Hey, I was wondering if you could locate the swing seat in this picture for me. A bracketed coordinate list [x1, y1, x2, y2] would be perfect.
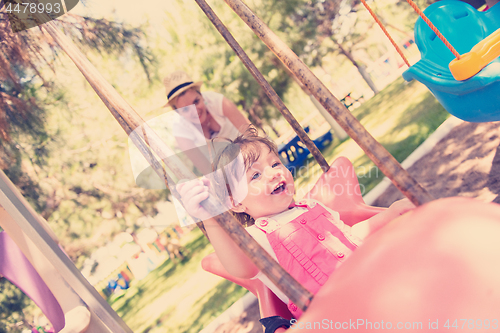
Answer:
[0, 231, 91, 333]
[201, 157, 385, 323]
[0, 231, 65, 332]
[403, 0, 500, 122]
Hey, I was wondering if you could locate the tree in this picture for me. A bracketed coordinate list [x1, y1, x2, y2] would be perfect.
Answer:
[281, 0, 381, 94]
[0, 8, 161, 331]
[156, 0, 328, 136]
[0, 278, 36, 333]
[0, 10, 157, 210]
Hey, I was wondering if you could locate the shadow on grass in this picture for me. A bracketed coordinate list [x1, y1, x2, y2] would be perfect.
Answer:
[291, 78, 429, 190]
[353, 77, 414, 123]
[175, 279, 247, 333]
[321, 77, 448, 196]
[392, 92, 449, 137]
[353, 134, 426, 196]
[353, 116, 448, 196]
[111, 230, 211, 321]
[141, 305, 176, 333]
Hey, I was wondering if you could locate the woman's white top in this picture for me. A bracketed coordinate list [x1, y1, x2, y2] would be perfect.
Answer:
[172, 91, 241, 145]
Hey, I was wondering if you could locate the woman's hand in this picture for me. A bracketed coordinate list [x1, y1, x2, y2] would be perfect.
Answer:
[176, 177, 212, 220]
[222, 97, 251, 133]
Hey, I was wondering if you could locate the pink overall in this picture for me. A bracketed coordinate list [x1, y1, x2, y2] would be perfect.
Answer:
[254, 200, 360, 318]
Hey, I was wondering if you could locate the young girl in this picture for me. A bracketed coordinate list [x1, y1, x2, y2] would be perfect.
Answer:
[177, 127, 415, 320]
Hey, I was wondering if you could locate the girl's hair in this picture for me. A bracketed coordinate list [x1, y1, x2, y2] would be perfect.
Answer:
[211, 126, 279, 226]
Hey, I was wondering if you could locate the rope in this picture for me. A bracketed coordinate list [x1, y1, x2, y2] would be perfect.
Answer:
[405, 0, 461, 59]
[359, 0, 410, 67]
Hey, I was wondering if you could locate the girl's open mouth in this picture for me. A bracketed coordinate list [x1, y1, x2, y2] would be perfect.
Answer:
[272, 182, 286, 194]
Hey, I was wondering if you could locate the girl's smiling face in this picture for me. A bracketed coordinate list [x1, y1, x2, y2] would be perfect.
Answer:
[232, 143, 295, 219]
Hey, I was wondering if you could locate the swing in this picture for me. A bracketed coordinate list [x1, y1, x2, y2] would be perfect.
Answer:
[0, 220, 92, 333]
[2, 1, 435, 331]
[9, 0, 500, 330]
[402, 0, 500, 122]
[201, 156, 386, 321]
[0, 231, 66, 332]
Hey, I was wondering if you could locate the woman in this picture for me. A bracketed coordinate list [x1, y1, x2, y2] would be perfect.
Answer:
[164, 71, 250, 175]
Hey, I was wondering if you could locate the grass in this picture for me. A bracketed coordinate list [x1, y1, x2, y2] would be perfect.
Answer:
[294, 77, 449, 197]
[111, 77, 450, 332]
[109, 228, 248, 333]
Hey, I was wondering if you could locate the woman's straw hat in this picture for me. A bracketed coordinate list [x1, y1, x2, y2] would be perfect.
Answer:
[163, 71, 203, 107]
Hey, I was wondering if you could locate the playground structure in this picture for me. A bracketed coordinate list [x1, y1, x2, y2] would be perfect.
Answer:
[0, 172, 114, 332]
[278, 126, 333, 173]
[2, 0, 500, 331]
[360, 0, 500, 122]
[403, 0, 500, 122]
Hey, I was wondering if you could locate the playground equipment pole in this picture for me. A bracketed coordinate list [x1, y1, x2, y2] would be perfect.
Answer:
[0, 170, 131, 333]
[223, 0, 434, 207]
[38, 19, 314, 312]
[288, 72, 348, 140]
[194, 0, 330, 173]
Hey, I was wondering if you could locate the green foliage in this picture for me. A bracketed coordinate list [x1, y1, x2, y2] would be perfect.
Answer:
[0, 278, 35, 333]
[109, 228, 248, 333]
[0, 11, 162, 252]
[153, 0, 321, 131]
[58, 14, 157, 82]
[0, 11, 162, 331]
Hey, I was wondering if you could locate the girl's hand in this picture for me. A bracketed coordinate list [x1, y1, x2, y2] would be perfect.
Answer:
[352, 198, 417, 239]
[388, 198, 416, 217]
[176, 177, 211, 220]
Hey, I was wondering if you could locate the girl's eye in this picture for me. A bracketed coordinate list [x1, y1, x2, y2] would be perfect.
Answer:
[272, 162, 281, 168]
[251, 172, 261, 180]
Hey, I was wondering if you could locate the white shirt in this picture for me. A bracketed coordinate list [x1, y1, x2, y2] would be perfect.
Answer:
[172, 91, 241, 146]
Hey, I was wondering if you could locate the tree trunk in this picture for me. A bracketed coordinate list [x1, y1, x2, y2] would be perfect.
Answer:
[336, 41, 380, 95]
[267, 121, 280, 137]
[247, 102, 265, 130]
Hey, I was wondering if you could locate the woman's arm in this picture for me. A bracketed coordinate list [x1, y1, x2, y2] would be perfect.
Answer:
[221, 97, 251, 133]
[351, 198, 415, 240]
[175, 136, 213, 176]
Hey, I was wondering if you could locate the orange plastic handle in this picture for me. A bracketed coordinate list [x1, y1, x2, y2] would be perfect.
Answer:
[449, 28, 500, 81]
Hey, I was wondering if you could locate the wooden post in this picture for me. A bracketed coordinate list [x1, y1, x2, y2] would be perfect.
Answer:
[194, 0, 330, 173]
[223, 0, 434, 207]
[289, 72, 348, 140]
[38, 20, 314, 312]
[0, 170, 128, 333]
